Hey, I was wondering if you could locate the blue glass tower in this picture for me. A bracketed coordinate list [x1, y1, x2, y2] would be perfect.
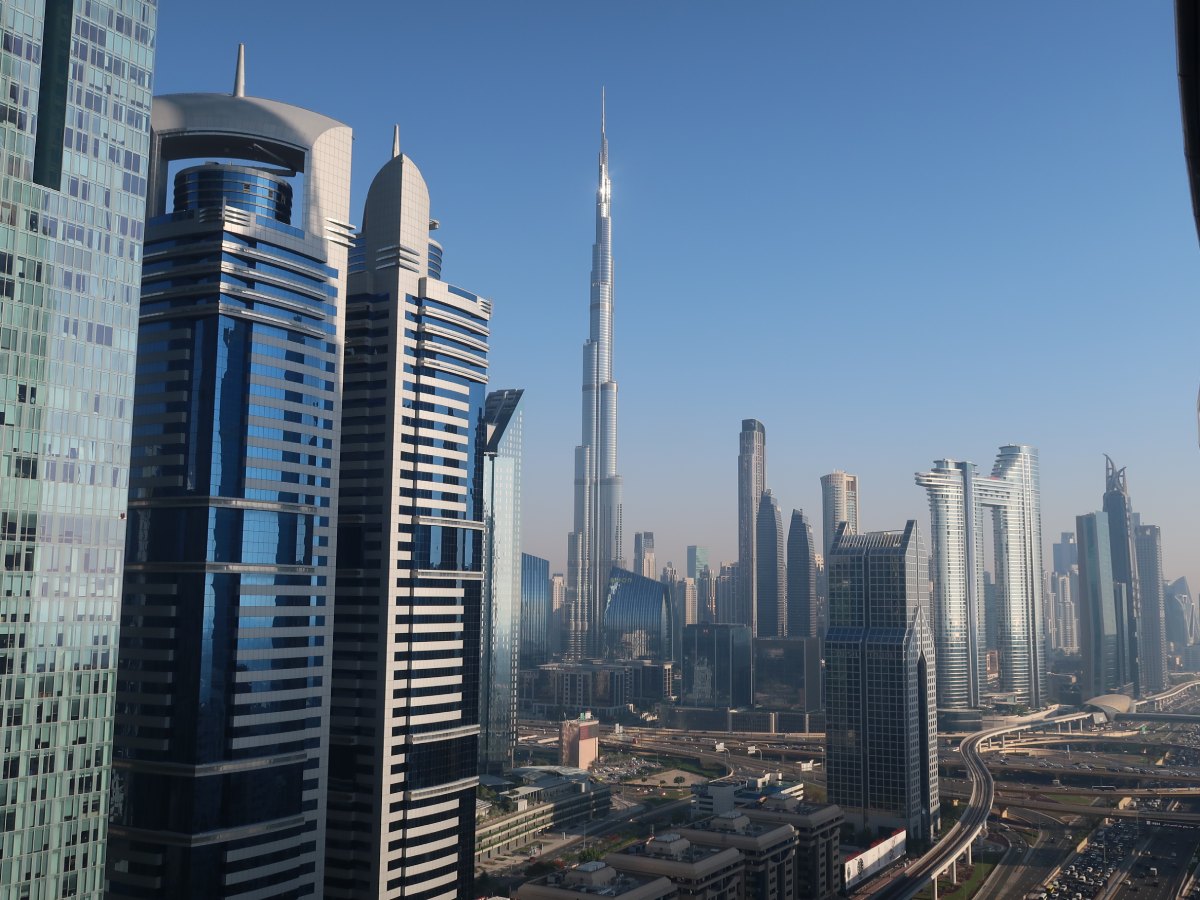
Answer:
[107, 58, 352, 898]
[0, 3, 156, 898]
[520, 554, 552, 668]
[479, 389, 524, 775]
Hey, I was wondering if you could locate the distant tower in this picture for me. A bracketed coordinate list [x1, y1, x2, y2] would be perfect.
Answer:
[755, 490, 787, 638]
[479, 390, 525, 775]
[551, 572, 568, 656]
[521, 554, 553, 668]
[634, 531, 657, 579]
[567, 91, 623, 658]
[1102, 456, 1142, 696]
[787, 509, 819, 639]
[1077, 512, 1120, 699]
[687, 545, 710, 580]
[824, 522, 939, 841]
[821, 471, 860, 559]
[915, 460, 985, 710]
[738, 419, 768, 631]
[1134, 524, 1169, 694]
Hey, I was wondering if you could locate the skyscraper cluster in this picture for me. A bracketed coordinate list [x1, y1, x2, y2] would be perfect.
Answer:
[0, 21, 546, 896]
[731, 419, 851, 643]
[1076, 457, 1169, 700]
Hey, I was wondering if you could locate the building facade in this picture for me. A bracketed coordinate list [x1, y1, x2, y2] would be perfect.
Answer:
[634, 531, 655, 580]
[681, 623, 753, 708]
[566, 97, 623, 659]
[1103, 456, 1142, 696]
[820, 471, 859, 560]
[915, 460, 985, 710]
[754, 637, 822, 714]
[0, 4, 157, 897]
[1134, 524, 1169, 694]
[676, 813, 797, 900]
[786, 509, 818, 639]
[479, 390, 524, 775]
[737, 419, 766, 631]
[824, 523, 939, 841]
[521, 554, 552, 668]
[687, 545, 709, 580]
[1076, 512, 1120, 699]
[109, 66, 350, 898]
[322, 139, 490, 899]
[917, 446, 1046, 710]
[755, 490, 786, 638]
[604, 566, 672, 661]
[744, 799, 844, 900]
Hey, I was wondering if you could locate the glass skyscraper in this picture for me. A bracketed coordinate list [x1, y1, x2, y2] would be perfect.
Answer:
[681, 623, 752, 708]
[324, 135, 489, 900]
[915, 459, 985, 710]
[736, 419, 766, 632]
[0, 3, 156, 897]
[1103, 456, 1142, 696]
[603, 566, 671, 661]
[520, 553, 552, 668]
[824, 522, 939, 841]
[108, 66, 352, 898]
[479, 389, 524, 775]
[755, 489, 785, 638]
[786, 508, 818, 639]
[917, 445, 1046, 710]
[1077, 511, 1120, 699]
[1134, 524, 1169, 694]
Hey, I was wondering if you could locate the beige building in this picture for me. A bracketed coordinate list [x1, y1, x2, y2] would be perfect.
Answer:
[606, 833, 743, 900]
[560, 713, 600, 769]
[516, 861, 677, 899]
[676, 812, 796, 900]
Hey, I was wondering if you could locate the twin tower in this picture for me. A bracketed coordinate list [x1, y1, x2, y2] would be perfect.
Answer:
[916, 445, 1045, 714]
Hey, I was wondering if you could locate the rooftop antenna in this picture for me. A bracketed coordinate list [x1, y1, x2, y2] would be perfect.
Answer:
[392, 124, 400, 159]
[233, 43, 245, 97]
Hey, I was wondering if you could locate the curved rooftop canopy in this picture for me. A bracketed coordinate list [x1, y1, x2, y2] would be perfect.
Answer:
[1083, 694, 1136, 719]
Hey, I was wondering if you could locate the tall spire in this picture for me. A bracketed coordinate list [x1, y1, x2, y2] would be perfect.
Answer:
[233, 43, 245, 97]
[566, 89, 622, 659]
[392, 124, 400, 159]
[599, 87, 608, 173]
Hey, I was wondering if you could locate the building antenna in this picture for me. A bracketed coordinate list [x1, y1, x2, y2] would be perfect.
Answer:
[233, 43, 245, 98]
[392, 124, 400, 159]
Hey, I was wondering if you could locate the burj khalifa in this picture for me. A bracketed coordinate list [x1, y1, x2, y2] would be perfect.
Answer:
[567, 92, 623, 659]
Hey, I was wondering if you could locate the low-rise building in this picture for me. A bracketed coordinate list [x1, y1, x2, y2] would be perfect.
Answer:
[607, 833, 743, 900]
[744, 797, 843, 900]
[675, 812, 797, 900]
[690, 780, 741, 819]
[475, 767, 611, 862]
[561, 713, 600, 769]
[516, 861, 678, 899]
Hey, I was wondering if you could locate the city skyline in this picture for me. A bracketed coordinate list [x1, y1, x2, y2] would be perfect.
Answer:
[151, 4, 1200, 594]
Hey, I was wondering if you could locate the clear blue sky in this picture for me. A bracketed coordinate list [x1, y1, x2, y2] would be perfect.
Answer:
[156, 2, 1200, 588]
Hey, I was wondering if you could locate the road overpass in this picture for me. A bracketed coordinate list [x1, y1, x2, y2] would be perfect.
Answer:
[874, 708, 1094, 900]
